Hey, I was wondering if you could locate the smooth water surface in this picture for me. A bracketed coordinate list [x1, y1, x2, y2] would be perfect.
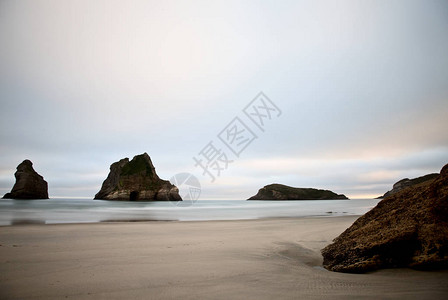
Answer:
[0, 198, 381, 225]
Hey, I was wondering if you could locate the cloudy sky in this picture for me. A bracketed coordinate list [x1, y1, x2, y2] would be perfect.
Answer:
[1, 0, 447, 199]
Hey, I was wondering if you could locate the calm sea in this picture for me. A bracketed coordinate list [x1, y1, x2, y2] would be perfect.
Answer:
[0, 198, 381, 226]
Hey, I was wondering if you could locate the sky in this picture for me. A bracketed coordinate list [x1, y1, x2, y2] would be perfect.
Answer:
[1, 0, 447, 199]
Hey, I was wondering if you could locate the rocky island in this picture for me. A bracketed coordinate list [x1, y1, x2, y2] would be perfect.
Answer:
[247, 184, 348, 200]
[3, 160, 49, 199]
[322, 163, 448, 273]
[377, 173, 439, 198]
[94, 153, 181, 201]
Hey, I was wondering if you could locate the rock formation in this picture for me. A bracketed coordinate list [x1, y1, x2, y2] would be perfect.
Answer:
[322, 163, 448, 273]
[2, 160, 49, 199]
[94, 153, 181, 201]
[247, 184, 348, 200]
[378, 173, 439, 198]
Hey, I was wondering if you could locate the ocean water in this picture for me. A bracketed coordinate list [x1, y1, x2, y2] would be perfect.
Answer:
[0, 198, 381, 226]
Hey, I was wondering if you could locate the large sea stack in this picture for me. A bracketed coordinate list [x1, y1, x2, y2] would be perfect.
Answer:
[94, 153, 181, 201]
[248, 184, 348, 200]
[322, 164, 448, 273]
[3, 160, 49, 199]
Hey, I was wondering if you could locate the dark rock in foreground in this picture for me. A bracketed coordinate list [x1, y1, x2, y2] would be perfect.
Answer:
[322, 163, 448, 273]
[247, 184, 348, 200]
[3, 160, 49, 199]
[377, 173, 439, 199]
[94, 153, 181, 201]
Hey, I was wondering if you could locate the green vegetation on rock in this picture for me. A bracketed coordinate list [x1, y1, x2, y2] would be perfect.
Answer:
[120, 154, 154, 176]
[94, 153, 181, 201]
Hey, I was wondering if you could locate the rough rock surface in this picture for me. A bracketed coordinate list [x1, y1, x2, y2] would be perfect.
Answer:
[378, 173, 439, 198]
[247, 184, 348, 200]
[322, 164, 448, 273]
[94, 153, 181, 201]
[3, 160, 49, 199]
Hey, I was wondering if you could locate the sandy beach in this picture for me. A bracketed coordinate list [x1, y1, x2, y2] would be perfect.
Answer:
[1, 216, 447, 299]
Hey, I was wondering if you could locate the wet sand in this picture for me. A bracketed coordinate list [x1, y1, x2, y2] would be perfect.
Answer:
[1, 216, 447, 299]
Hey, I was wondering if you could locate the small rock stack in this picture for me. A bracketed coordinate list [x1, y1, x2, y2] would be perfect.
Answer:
[3, 160, 49, 199]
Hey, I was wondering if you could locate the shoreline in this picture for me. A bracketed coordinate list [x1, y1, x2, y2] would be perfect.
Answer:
[1, 216, 447, 299]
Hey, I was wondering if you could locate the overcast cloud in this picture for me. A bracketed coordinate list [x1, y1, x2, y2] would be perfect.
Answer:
[1, 0, 447, 199]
